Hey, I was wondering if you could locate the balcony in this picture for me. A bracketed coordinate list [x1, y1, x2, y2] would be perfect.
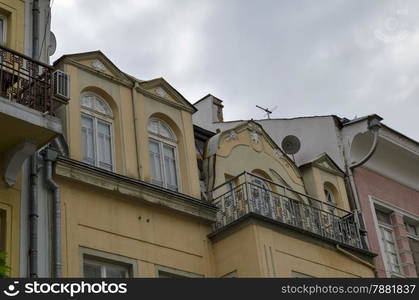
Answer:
[210, 172, 365, 250]
[0, 45, 56, 114]
[0, 45, 64, 186]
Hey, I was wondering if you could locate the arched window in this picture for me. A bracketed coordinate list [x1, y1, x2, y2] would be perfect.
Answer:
[148, 118, 179, 191]
[324, 186, 336, 214]
[80, 92, 114, 171]
[250, 174, 271, 216]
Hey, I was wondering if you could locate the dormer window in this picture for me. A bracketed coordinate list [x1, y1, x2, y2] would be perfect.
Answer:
[148, 118, 179, 191]
[80, 92, 114, 171]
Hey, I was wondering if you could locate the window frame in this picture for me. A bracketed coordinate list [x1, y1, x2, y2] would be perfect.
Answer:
[323, 185, 337, 215]
[405, 221, 419, 241]
[148, 118, 181, 192]
[80, 247, 137, 278]
[376, 216, 404, 277]
[80, 93, 115, 172]
[0, 209, 5, 252]
[0, 14, 7, 45]
[155, 265, 203, 278]
[83, 256, 131, 278]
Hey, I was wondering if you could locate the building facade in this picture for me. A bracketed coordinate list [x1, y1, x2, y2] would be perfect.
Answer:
[193, 94, 419, 277]
[47, 52, 376, 278]
[0, 0, 65, 277]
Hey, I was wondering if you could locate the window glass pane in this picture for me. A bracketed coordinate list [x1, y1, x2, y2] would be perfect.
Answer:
[376, 210, 391, 224]
[83, 263, 102, 278]
[406, 223, 418, 236]
[380, 225, 401, 274]
[0, 19, 4, 44]
[105, 265, 128, 278]
[159, 123, 173, 139]
[163, 145, 178, 191]
[81, 115, 95, 165]
[0, 210, 5, 252]
[148, 120, 159, 134]
[408, 238, 419, 275]
[97, 121, 112, 170]
[384, 229, 394, 242]
[149, 141, 163, 186]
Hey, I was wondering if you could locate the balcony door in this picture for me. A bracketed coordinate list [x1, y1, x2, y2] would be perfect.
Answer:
[250, 177, 271, 216]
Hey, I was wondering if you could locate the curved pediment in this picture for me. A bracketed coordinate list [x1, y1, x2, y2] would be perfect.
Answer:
[205, 121, 305, 191]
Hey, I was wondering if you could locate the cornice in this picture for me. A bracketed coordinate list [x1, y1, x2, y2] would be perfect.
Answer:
[55, 157, 217, 222]
[136, 87, 196, 114]
[60, 58, 134, 88]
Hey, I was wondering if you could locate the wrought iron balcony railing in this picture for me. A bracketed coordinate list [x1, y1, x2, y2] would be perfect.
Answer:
[0, 45, 54, 115]
[210, 172, 365, 250]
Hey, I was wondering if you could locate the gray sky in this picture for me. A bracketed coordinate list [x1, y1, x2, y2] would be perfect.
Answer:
[51, 0, 419, 141]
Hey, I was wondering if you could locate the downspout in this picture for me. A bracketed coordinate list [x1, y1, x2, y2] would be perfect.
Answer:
[131, 82, 142, 179]
[43, 148, 61, 278]
[28, 155, 39, 278]
[32, 0, 40, 59]
[28, 0, 40, 278]
[345, 118, 381, 249]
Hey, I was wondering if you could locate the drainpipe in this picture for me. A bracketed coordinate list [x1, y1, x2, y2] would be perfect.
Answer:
[345, 117, 381, 249]
[28, 155, 39, 278]
[43, 148, 61, 278]
[32, 0, 40, 60]
[131, 82, 142, 179]
[28, 0, 40, 278]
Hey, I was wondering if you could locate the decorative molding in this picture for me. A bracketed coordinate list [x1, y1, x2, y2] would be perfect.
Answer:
[250, 131, 260, 144]
[225, 130, 238, 142]
[136, 87, 196, 114]
[91, 59, 106, 72]
[62, 58, 133, 87]
[55, 158, 217, 222]
[3, 140, 37, 186]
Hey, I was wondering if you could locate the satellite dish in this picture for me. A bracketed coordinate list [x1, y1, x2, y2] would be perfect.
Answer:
[281, 135, 301, 155]
[48, 31, 57, 57]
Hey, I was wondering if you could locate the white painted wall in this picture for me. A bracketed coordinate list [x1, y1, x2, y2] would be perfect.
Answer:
[193, 102, 419, 191]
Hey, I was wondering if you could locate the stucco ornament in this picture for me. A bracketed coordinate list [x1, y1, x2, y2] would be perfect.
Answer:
[91, 59, 106, 72]
[274, 149, 283, 158]
[250, 131, 260, 144]
[155, 87, 167, 98]
[225, 130, 238, 142]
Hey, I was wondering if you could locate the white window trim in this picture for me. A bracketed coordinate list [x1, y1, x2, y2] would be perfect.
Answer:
[0, 15, 7, 45]
[80, 247, 138, 277]
[377, 222, 403, 277]
[369, 196, 419, 277]
[148, 118, 181, 192]
[80, 99, 115, 172]
[155, 265, 203, 278]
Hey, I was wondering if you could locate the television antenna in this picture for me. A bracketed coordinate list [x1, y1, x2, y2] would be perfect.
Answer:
[256, 105, 277, 119]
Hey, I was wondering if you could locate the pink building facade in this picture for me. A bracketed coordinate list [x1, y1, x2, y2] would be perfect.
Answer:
[354, 167, 419, 277]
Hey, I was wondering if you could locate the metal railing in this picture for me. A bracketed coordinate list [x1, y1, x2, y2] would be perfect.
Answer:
[210, 172, 364, 250]
[0, 45, 54, 115]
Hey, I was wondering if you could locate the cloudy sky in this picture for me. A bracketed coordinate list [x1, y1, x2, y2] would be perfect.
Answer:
[51, 0, 419, 140]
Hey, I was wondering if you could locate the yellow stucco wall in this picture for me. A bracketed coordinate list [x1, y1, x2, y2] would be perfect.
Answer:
[58, 178, 214, 277]
[56, 55, 200, 199]
[0, 158, 21, 277]
[0, 0, 26, 277]
[0, 0, 25, 52]
[207, 123, 306, 195]
[301, 164, 351, 212]
[212, 221, 375, 278]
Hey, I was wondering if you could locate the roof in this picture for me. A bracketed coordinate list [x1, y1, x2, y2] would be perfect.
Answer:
[53, 50, 196, 113]
[193, 94, 224, 106]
